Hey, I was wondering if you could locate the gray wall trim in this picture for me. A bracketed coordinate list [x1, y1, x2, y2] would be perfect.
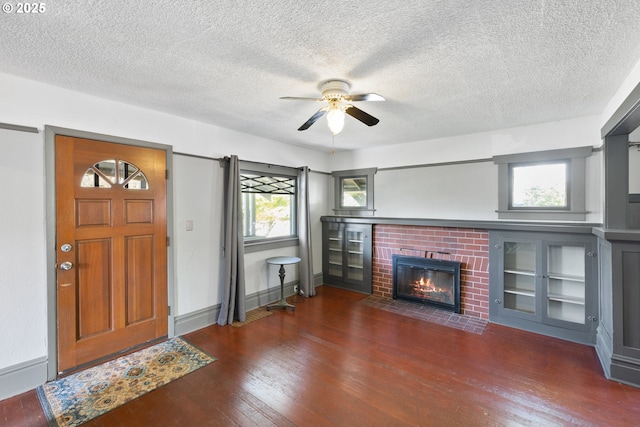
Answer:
[601, 81, 640, 138]
[320, 215, 600, 234]
[596, 326, 613, 379]
[610, 356, 640, 388]
[174, 280, 301, 336]
[44, 125, 175, 381]
[604, 134, 630, 229]
[0, 122, 39, 133]
[0, 356, 47, 400]
[378, 158, 492, 172]
[174, 305, 221, 336]
[492, 146, 593, 164]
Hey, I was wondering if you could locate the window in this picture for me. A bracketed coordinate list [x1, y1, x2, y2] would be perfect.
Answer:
[332, 168, 377, 216]
[81, 159, 149, 189]
[493, 147, 591, 220]
[239, 162, 298, 250]
[509, 161, 568, 209]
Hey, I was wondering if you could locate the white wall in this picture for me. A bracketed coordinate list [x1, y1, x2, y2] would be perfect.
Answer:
[330, 115, 603, 171]
[173, 154, 330, 315]
[332, 116, 603, 222]
[0, 128, 47, 372]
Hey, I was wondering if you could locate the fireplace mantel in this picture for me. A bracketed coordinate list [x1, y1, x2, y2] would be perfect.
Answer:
[320, 215, 599, 235]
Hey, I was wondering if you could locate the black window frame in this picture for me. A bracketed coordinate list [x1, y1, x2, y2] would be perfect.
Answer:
[239, 161, 299, 252]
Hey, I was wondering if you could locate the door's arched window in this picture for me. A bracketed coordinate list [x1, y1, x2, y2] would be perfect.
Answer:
[81, 159, 149, 189]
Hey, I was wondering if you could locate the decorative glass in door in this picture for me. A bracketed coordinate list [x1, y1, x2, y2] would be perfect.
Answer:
[346, 229, 364, 281]
[546, 245, 585, 324]
[503, 241, 536, 314]
[327, 227, 343, 277]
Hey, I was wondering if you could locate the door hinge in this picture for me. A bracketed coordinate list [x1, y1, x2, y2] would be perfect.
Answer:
[165, 169, 169, 180]
[167, 236, 170, 247]
[168, 305, 171, 315]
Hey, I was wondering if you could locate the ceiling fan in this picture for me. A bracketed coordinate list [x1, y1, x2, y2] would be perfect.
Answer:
[280, 80, 385, 135]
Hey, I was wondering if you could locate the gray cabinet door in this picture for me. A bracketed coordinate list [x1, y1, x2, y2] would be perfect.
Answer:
[489, 231, 598, 344]
[322, 222, 372, 294]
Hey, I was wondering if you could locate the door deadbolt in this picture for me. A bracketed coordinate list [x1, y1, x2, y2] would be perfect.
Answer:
[61, 243, 73, 253]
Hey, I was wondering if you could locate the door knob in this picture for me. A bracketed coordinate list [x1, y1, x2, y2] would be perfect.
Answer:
[60, 261, 73, 271]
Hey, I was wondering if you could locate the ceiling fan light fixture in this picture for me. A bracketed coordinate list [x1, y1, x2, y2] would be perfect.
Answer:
[327, 103, 345, 135]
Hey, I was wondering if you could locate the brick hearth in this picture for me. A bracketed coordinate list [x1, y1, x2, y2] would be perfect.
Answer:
[372, 225, 489, 320]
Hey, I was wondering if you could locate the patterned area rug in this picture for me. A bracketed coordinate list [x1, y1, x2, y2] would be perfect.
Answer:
[232, 307, 273, 327]
[36, 337, 216, 427]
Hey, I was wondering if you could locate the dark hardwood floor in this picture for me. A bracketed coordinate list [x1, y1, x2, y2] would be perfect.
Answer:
[3, 285, 640, 426]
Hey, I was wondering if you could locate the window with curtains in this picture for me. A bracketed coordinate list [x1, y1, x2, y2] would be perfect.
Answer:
[239, 162, 298, 247]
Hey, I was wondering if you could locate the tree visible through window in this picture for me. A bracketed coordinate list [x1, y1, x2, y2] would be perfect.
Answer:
[510, 161, 568, 209]
[240, 172, 296, 241]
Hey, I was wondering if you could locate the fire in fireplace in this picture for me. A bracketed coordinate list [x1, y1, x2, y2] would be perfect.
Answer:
[392, 254, 461, 313]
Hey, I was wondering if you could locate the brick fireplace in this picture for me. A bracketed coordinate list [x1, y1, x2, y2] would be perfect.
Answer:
[372, 225, 489, 320]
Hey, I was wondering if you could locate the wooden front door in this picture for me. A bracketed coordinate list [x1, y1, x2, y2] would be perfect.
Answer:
[55, 135, 168, 373]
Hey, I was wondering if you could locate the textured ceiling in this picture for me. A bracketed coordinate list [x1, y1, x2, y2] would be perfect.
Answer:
[2, 1, 640, 151]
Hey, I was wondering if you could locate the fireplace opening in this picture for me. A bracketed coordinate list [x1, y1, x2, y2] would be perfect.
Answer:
[392, 254, 461, 313]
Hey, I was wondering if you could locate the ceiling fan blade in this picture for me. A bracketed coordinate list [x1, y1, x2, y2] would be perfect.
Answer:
[345, 105, 380, 126]
[280, 96, 324, 102]
[343, 93, 385, 102]
[298, 107, 328, 131]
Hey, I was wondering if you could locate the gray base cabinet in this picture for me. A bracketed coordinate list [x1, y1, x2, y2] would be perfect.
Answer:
[322, 222, 372, 294]
[489, 231, 598, 345]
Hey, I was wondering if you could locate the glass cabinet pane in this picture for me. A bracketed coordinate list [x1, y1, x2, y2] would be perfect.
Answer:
[503, 241, 536, 314]
[328, 228, 343, 276]
[546, 245, 585, 324]
[346, 230, 364, 281]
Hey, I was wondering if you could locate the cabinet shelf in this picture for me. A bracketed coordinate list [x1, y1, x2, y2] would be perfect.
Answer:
[504, 288, 535, 297]
[547, 273, 584, 282]
[504, 269, 536, 277]
[547, 293, 585, 305]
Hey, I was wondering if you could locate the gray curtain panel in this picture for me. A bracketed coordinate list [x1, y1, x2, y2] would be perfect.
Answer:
[218, 155, 246, 325]
[298, 166, 316, 297]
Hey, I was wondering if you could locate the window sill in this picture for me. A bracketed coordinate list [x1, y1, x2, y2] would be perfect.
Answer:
[496, 210, 587, 221]
[244, 237, 299, 253]
[333, 208, 376, 217]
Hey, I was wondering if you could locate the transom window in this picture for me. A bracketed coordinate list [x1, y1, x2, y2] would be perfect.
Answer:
[509, 161, 568, 209]
[240, 169, 296, 242]
[81, 159, 149, 189]
[332, 168, 377, 216]
[341, 177, 367, 207]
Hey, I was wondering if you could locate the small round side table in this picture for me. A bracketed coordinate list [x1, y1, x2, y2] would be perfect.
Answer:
[265, 256, 301, 311]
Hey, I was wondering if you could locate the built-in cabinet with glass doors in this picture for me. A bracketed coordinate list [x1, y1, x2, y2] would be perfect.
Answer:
[322, 222, 372, 294]
[489, 231, 598, 344]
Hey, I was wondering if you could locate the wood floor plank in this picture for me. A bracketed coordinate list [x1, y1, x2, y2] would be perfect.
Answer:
[2, 285, 640, 426]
